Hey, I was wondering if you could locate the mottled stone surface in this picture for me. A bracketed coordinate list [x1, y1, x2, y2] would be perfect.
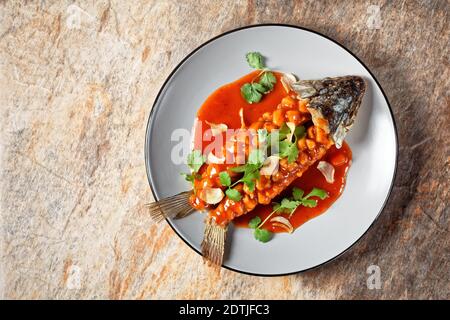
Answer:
[0, 0, 448, 299]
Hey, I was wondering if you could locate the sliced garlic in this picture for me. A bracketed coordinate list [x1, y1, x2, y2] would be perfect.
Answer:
[270, 216, 294, 233]
[280, 73, 297, 93]
[207, 151, 225, 164]
[260, 155, 280, 176]
[205, 120, 228, 136]
[200, 187, 224, 204]
[286, 122, 296, 142]
[317, 161, 335, 183]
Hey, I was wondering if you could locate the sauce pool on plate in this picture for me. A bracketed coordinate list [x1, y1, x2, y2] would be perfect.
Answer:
[234, 143, 351, 232]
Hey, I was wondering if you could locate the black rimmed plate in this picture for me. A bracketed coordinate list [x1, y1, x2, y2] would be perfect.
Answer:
[145, 24, 397, 276]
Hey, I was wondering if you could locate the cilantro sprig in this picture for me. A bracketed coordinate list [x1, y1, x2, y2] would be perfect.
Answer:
[225, 188, 242, 202]
[293, 187, 329, 207]
[248, 187, 328, 243]
[259, 71, 276, 90]
[230, 149, 265, 191]
[241, 83, 263, 104]
[219, 149, 266, 201]
[187, 150, 205, 172]
[181, 150, 205, 186]
[219, 171, 231, 186]
[248, 216, 272, 243]
[218, 171, 242, 202]
[268, 123, 305, 163]
[181, 172, 201, 185]
[246, 52, 265, 69]
[272, 187, 328, 215]
[241, 52, 277, 104]
[279, 140, 298, 163]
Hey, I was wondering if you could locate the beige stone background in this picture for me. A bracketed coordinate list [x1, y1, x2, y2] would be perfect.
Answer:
[0, 0, 449, 299]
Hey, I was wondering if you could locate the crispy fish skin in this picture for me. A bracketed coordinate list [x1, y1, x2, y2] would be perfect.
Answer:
[209, 144, 329, 226]
[291, 76, 366, 148]
[208, 127, 329, 226]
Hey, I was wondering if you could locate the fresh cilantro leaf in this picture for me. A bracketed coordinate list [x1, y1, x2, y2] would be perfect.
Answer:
[294, 126, 306, 140]
[241, 164, 261, 191]
[230, 165, 247, 173]
[259, 71, 276, 92]
[272, 202, 281, 211]
[243, 163, 260, 174]
[279, 140, 290, 155]
[245, 52, 265, 69]
[278, 123, 291, 140]
[242, 53, 277, 104]
[254, 228, 272, 243]
[256, 187, 326, 236]
[245, 180, 255, 192]
[276, 124, 305, 144]
[225, 188, 242, 201]
[300, 199, 317, 208]
[181, 173, 201, 186]
[272, 198, 302, 216]
[252, 82, 267, 93]
[241, 171, 258, 192]
[264, 188, 327, 226]
[227, 149, 266, 194]
[187, 150, 205, 173]
[305, 188, 328, 200]
[292, 187, 304, 201]
[219, 171, 231, 187]
[230, 163, 262, 192]
[279, 140, 299, 163]
[248, 149, 265, 165]
[181, 173, 195, 184]
[280, 198, 299, 213]
[248, 216, 262, 229]
[241, 83, 262, 104]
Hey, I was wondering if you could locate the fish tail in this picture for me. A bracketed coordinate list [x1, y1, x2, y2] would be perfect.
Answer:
[201, 219, 227, 268]
[146, 191, 195, 222]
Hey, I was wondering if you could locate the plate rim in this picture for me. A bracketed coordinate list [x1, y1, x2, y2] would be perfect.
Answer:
[144, 23, 399, 277]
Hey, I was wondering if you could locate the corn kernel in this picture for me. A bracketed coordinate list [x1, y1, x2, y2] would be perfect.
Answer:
[298, 99, 309, 113]
[272, 109, 285, 127]
[281, 96, 295, 107]
[306, 139, 316, 150]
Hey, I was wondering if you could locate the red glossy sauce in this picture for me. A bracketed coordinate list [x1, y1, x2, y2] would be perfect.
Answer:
[193, 71, 287, 152]
[198, 71, 287, 128]
[233, 143, 351, 232]
[194, 71, 352, 233]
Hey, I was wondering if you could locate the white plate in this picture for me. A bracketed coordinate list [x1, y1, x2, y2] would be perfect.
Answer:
[145, 24, 398, 276]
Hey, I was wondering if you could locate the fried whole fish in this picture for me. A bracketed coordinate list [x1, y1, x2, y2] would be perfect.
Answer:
[201, 76, 366, 266]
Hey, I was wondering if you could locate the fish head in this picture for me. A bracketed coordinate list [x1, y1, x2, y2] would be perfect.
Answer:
[290, 76, 366, 148]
